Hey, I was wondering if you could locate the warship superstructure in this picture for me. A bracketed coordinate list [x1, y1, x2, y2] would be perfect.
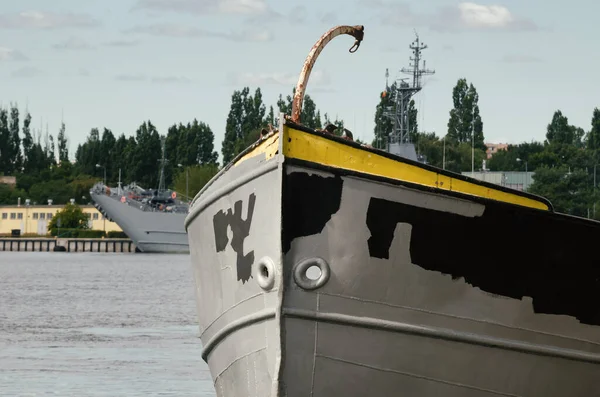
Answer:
[185, 25, 600, 396]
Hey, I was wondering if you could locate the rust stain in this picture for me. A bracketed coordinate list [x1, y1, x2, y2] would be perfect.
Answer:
[291, 25, 365, 124]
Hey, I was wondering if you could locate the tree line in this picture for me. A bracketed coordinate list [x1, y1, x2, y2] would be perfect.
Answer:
[0, 87, 345, 205]
[1, 79, 599, 218]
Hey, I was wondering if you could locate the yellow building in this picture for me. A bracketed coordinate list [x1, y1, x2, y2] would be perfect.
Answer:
[0, 204, 122, 236]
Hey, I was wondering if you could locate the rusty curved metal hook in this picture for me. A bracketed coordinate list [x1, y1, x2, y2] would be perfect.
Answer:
[291, 25, 364, 124]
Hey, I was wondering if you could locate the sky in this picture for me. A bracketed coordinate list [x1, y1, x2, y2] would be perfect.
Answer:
[1, 0, 599, 164]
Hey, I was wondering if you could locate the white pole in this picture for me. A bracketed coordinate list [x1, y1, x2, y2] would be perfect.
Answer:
[443, 136, 446, 170]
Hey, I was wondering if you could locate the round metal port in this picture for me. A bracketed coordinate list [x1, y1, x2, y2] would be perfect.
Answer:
[293, 257, 330, 290]
[256, 256, 275, 291]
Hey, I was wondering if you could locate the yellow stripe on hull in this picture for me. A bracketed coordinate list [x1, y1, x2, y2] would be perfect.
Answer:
[233, 132, 279, 166]
[231, 123, 550, 211]
[281, 125, 550, 211]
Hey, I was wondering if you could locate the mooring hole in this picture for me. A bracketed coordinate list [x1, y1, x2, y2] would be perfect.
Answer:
[305, 265, 321, 281]
[260, 264, 269, 279]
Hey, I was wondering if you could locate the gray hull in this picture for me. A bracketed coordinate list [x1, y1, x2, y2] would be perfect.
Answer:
[91, 192, 188, 254]
[185, 126, 600, 396]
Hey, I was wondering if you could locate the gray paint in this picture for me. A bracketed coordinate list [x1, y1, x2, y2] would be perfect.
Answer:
[186, 138, 600, 396]
[90, 191, 188, 253]
[186, 150, 285, 396]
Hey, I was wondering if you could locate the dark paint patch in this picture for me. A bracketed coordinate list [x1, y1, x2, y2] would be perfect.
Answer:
[213, 193, 256, 283]
[366, 197, 600, 326]
[282, 171, 343, 253]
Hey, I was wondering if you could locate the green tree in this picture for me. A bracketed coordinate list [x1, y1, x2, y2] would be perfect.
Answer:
[57, 121, 69, 163]
[100, 128, 116, 181]
[174, 164, 219, 201]
[487, 142, 544, 172]
[372, 83, 395, 148]
[75, 128, 102, 175]
[21, 111, 34, 172]
[110, 133, 134, 185]
[529, 166, 596, 218]
[0, 108, 10, 174]
[48, 202, 90, 230]
[8, 105, 23, 173]
[46, 132, 56, 167]
[0, 184, 27, 205]
[196, 121, 218, 165]
[545, 110, 580, 146]
[587, 107, 600, 151]
[447, 78, 485, 151]
[276, 88, 325, 129]
[222, 87, 267, 163]
[413, 132, 443, 167]
[130, 121, 162, 188]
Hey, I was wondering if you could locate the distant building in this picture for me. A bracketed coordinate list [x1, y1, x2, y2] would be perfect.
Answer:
[485, 143, 508, 159]
[0, 176, 16, 186]
[0, 204, 122, 236]
[462, 171, 534, 192]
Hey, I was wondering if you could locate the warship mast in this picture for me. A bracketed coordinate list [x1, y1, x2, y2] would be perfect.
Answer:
[157, 136, 167, 193]
[383, 31, 435, 161]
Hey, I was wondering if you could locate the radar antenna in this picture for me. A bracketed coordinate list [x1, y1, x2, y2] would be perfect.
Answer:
[384, 31, 435, 148]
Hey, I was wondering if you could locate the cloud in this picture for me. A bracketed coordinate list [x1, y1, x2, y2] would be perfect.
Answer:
[228, 70, 331, 87]
[53, 37, 94, 51]
[363, 1, 539, 32]
[125, 23, 271, 42]
[151, 76, 191, 84]
[0, 47, 28, 61]
[104, 39, 140, 47]
[11, 66, 41, 78]
[78, 68, 90, 77]
[451, 2, 538, 31]
[132, 0, 268, 15]
[319, 11, 337, 25]
[501, 54, 543, 63]
[288, 5, 307, 24]
[0, 10, 100, 30]
[116, 73, 146, 82]
[115, 74, 192, 84]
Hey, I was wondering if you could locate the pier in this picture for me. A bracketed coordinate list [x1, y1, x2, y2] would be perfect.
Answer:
[0, 238, 136, 253]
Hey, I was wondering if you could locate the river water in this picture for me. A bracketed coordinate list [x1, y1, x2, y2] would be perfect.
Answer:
[0, 252, 215, 397]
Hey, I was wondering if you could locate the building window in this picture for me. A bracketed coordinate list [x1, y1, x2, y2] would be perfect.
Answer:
[33, 213, 38, 219]
[40, 213, 45, 220]
[17, 213, 23, 220]
[93, 213, 99, 220]
[1, 213, 6, 219]
[10, 213, 16, 219]
[47, 213, 52, 219]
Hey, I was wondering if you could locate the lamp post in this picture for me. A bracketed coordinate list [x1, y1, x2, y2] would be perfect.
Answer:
[517, 158, 528, 191]
[95, 164, 106, 186]
[177, 164, 189, 202]
[443, 135, 446, 170]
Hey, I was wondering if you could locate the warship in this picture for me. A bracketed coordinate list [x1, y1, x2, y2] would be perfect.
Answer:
[184, 25, 600, 396]
[90, 139, 190, 254]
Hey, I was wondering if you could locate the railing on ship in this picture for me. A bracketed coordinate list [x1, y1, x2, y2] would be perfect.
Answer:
[91, 183, 189, 214]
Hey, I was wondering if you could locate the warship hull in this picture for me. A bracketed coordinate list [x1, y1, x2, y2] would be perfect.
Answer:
[90, 191, 188, 254]
[185, 120, 600, 396]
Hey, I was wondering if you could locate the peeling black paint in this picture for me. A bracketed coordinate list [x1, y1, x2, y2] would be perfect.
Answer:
[213, 193, 256, 283]
[366, 197, 600, 326]
[282, 171, 343, 253]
